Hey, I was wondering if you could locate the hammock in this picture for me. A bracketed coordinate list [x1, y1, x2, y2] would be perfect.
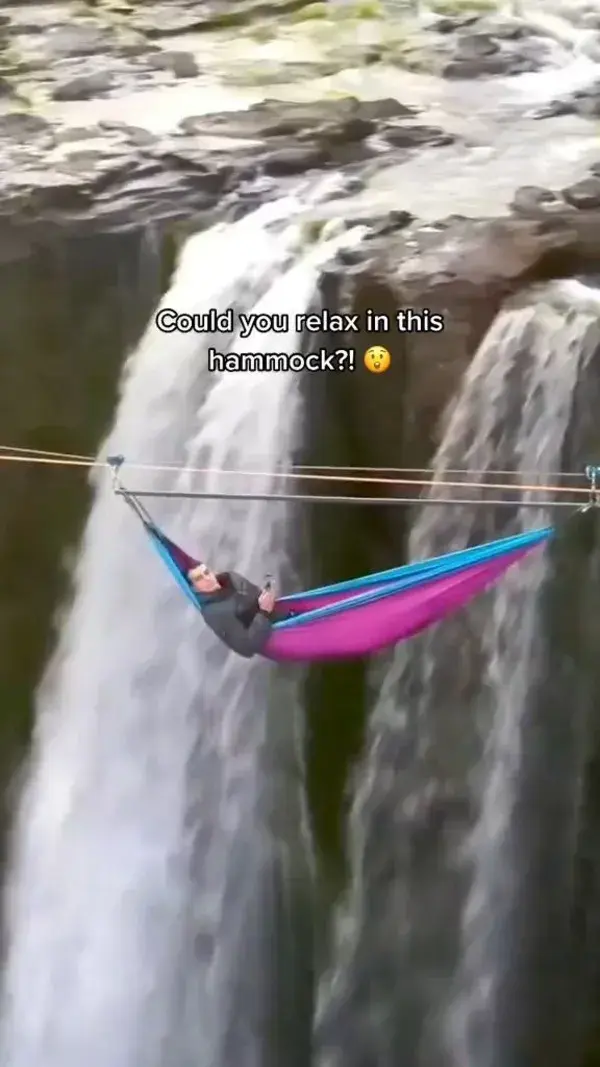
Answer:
[115, 478, 553, 662]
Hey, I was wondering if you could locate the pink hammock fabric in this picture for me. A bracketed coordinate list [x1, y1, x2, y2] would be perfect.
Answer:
[136, 500, 552, 663]
[263, 546, 536, 662]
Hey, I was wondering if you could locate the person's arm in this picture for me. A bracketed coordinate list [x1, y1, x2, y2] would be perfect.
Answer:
[226, 572, 263, 623]
[202, 597, 273, 658]
[234, 610, 273, 656]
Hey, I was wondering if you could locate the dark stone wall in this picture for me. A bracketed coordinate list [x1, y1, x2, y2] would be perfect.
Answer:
[299, 266, 505, 900]
[0, 228, 162, 800]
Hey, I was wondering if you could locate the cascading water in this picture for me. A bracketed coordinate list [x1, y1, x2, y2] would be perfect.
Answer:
[315, 280, 600, 1067]
[437, 279, 597, 1062]
[422, 280, 600, 1067]
[0, 189, 362, 1067]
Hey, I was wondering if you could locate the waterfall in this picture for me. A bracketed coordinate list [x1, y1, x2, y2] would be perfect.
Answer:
[442, 282, 600, 1066]
[315, 279, 600, 1067]
[0, 191, 361, 1067]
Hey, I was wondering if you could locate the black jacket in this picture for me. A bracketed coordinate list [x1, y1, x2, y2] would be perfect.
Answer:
[200, 571, 273, 658]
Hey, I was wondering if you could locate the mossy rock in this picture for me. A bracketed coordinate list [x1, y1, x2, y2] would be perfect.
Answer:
[299, 218, 328, 243]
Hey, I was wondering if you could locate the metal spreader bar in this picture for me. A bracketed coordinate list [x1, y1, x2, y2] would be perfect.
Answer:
[106, 454, 599, 509]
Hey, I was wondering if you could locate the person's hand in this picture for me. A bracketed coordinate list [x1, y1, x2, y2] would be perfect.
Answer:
[258, 588, 275, 613]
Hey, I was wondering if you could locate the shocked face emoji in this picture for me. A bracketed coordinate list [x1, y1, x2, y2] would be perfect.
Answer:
[363, 345, 391, 374]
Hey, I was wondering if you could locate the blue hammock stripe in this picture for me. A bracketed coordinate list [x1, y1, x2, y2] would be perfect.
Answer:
[274, 526, 554, 629]
[280, 526, 553, 603]
[145, 525, 205, 612]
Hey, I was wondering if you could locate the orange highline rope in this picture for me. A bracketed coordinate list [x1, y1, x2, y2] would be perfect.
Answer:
[0, 444, 587, 478]
[0, 446, 590, 497]
[0, 444, 587, 479]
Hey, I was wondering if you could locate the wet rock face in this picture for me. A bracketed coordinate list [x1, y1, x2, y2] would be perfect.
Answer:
[0, 94, 456, 255]
[315, 191, 600, 533]
[420, 9, 555, 78]
[0, 0, 577, 251]
[562, 177, 600, 211]
[511, 185, 569, 216]
[0, 227, 160, 792]
[121, 0, 318, 37]
[533, 79, 600, 121]
[441, 33, 541, 79]
[311, 251, 600, 1067]
[0, 0, 325, 121]
[52, 70, 115, 100]
[301, 192, 600, 910]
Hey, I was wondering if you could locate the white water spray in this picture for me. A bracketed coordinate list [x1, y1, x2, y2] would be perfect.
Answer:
[443, 280, 600, 1067]
[0, 191, 363, 1067]
[315, 279, 600, 1067]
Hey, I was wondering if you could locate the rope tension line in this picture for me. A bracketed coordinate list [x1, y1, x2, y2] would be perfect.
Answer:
[0, 444, 588, 481]
[114, 489, 580, 508]
[106, 456, 600, 510]
[0, 445, 594, 499]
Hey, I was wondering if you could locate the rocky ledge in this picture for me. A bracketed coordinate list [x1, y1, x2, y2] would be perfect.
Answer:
[308, 170, 600, 494]
[0, 0, 575, 102]
[398, 7, 557, 79]
[0, 95, 455, 259]
[1, 0, 599, 258]
[533, 78, 600, 121]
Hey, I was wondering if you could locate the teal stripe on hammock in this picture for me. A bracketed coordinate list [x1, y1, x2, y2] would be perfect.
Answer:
[274, 527, 554, 628]
[279, 526, 554, 604]
[146, 526, 204, 612]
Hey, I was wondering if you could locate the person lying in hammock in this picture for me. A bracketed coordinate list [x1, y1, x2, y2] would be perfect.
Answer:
[188, 563, 295, 658]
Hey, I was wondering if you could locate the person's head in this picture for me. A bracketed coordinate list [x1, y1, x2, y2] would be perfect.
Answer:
[188, 563, 221, 594]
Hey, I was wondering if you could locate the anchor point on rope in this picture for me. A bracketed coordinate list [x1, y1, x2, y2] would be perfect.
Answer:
[106, 453, 125, 490]
[584, 464, 600, 509]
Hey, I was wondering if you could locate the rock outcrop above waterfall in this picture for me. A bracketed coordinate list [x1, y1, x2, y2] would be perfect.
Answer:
[315, 181, 600, 487]
[0, 0, 597, 255]
[0, 92, 454, 259]
[398, 8, 555, 79]
[0, 0, 567, 104]
[532, 78, 600, 121]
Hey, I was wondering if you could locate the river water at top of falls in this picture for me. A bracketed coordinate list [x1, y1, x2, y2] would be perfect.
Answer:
[41, 0, 600, 221]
